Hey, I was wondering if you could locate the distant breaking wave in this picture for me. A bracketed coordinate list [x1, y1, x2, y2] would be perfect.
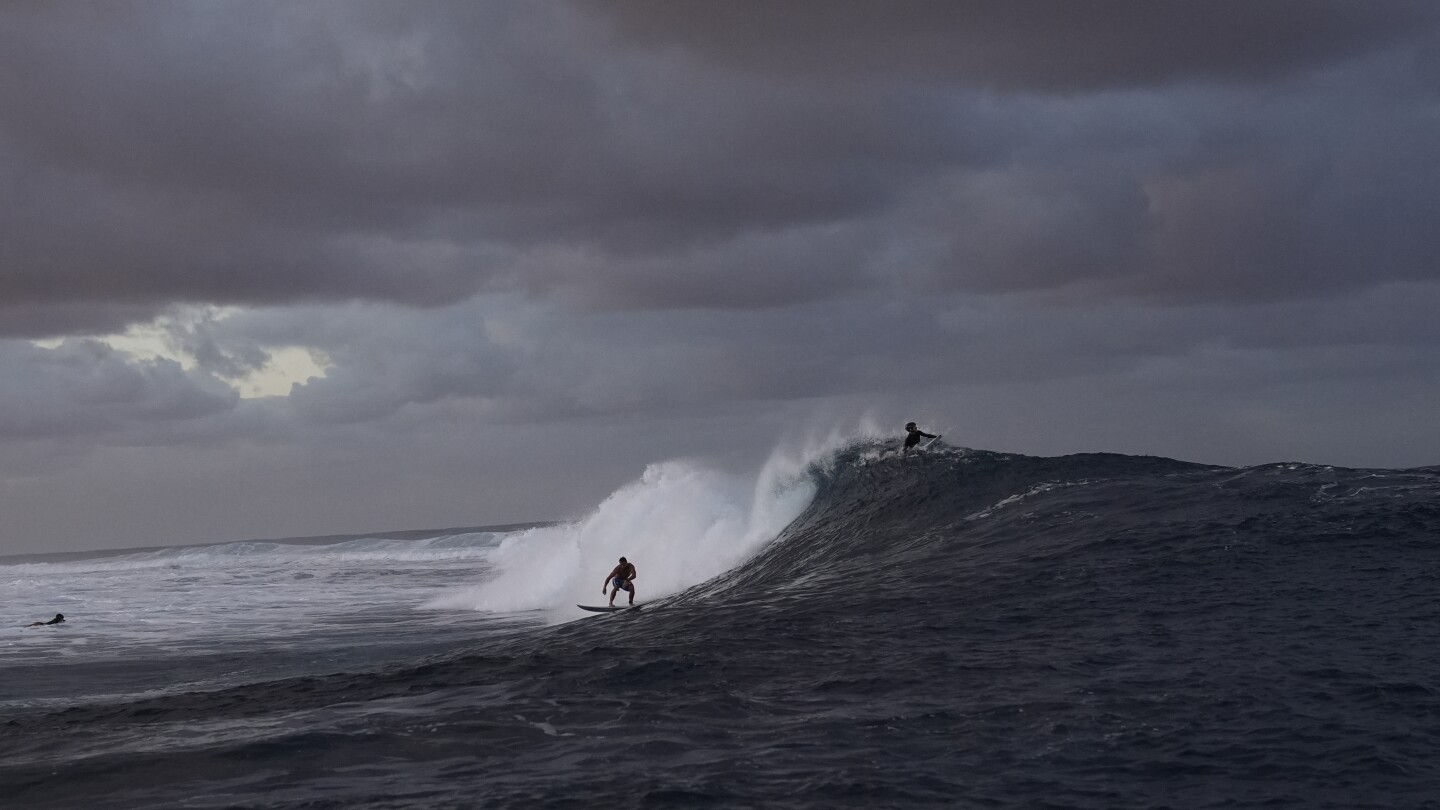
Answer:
[0, 532, 508, 575]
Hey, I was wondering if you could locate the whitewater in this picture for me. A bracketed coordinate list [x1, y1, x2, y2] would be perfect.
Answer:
[3, 438, 821, 713]
[4, 437, 1440, 809]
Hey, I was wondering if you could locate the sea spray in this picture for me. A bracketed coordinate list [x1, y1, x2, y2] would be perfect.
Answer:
[425, 424, 883, 617]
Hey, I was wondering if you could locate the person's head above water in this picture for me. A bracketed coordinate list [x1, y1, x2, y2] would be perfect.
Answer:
[905, 422, 917, 430]
[618, 556, 627, 564]
[53, 614, 64, 621]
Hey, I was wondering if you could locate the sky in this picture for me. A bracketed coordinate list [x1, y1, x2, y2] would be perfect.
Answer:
[2, 1, 1439, 554]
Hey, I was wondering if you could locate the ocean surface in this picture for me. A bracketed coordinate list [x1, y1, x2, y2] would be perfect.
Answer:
[4, 440, 1440, 809]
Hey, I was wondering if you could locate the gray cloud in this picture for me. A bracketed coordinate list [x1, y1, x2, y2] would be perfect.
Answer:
[0, 339, 236, 440]
[3, 2, 1440, 553]
[0, 303, 165, 339]
[3, 0, 1437, 341]
[2, 1, 970, 330]
[160, 277, 1440, 432]
[588, 1, 1437, 91]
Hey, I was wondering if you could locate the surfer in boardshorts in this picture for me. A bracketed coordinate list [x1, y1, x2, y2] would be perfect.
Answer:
[904, 422, 937, 451]
[604, 557, 637, 606]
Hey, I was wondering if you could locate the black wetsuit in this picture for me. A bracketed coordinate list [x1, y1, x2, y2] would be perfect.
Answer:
[904, 427, 936, 449]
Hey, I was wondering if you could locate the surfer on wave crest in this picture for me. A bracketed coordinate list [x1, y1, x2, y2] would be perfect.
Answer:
[904, 421, 937, 451]
[604, 557, 637, 607]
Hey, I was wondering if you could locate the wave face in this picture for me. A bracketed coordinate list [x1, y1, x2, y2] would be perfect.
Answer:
[425, 453, 818, 616]
[5, 445, 1440, 809]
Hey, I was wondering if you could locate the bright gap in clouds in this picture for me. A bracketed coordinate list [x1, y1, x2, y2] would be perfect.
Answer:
[229, 346, 331, 397]
[30, 307, 330, 399]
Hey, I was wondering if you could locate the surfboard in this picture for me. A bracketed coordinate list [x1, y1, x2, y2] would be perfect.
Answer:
[923, 434, 943, 449]
[577, 604, 642, 613]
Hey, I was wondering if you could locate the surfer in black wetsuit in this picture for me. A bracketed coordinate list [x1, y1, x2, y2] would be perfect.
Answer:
[603, 557, 637, 606]
[27, 613, 65, 627]
[904, 422, 936, 451]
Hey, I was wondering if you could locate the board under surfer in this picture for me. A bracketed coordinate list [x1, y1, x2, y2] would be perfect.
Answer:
[904, 421, 937, 451]
[603, 557, 637, 607]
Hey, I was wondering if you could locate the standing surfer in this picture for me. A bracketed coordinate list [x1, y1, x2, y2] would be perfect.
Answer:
[904, 422, 937, 451]
[603, 557, 637, 607]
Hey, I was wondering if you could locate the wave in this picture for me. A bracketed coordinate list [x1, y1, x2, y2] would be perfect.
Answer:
[422, 429, 846, 615]
[7, 440, 1440, 810]
[426, 434, 1440, 621]
[670, 444, 1440, 610]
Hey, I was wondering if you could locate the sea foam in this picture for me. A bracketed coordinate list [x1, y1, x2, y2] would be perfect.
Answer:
[424, 422, 882, 618]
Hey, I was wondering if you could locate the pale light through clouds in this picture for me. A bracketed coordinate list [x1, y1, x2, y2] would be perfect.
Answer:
[34, 307, 332, 399]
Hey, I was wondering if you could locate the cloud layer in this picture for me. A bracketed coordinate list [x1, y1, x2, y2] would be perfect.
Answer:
[2, 1, 1439, 553]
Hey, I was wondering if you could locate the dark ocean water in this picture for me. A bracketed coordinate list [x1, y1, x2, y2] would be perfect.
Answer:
[4, 444, 1440, 809]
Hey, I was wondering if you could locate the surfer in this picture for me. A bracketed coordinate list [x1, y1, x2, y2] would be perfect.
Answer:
[904, 422, 937, 451]
[27, 613, 65, 627]
[603, 557, 637, 607]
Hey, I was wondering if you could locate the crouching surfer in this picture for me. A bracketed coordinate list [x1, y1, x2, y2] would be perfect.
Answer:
[27, 613, 65, 627]
[603, 557, 637, 607]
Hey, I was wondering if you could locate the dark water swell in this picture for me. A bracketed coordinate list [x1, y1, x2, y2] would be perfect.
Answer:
[5, 445, 1440, 808]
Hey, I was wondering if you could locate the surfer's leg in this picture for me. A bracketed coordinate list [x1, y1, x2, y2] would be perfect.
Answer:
[627, 582, 635, 605]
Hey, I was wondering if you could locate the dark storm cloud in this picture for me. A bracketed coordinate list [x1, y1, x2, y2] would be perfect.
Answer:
[3, 0, 1438, 341]
[589, 0, 1437, 91]
[0, 1, 970, 335]
[883, 61, 1440, 304]
[0, 3, 515, 318]
[0, 302, 164, 338]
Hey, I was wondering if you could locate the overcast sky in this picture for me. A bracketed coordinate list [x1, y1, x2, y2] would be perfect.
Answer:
[2, 1, 1439, 554]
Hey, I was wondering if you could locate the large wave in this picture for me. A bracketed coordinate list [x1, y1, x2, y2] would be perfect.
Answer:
[10, 442, 1440, 810]
[423, 426, 876, 616]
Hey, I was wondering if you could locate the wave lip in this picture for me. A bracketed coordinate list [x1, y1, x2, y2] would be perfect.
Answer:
[425, 462, 819, 616]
